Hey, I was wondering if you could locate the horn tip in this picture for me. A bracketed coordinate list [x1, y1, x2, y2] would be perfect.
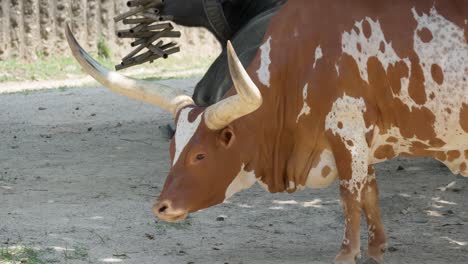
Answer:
[65, 23, 73, 38]
[65, 23, 75, 45]
[227, 40, 234, 54]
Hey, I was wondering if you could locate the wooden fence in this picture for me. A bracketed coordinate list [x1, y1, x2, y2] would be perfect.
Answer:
[0, 0, 218, 61]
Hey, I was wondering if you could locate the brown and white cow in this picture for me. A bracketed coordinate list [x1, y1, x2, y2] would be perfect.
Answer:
[66, 0, 467, 263]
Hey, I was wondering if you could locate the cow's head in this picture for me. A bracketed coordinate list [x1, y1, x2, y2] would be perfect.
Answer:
[66, 26, 262, 222]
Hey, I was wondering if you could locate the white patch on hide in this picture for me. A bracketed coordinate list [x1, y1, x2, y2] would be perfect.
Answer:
[325, 95, 372, 200]
[305, 149, 338, 189]
[257, 178, 270, 192]
[410, 7, 468, 146]
[341, 17, 414, 109]
[341, 17, 402, 84]
[287, 181, 296, 191]
[257, 36, 272, 87]
[225, 166, 292, 197]
[342, 8, 467, 150]
[225, 165, 256, 200]
[173, 108, 202, 165]
[368, 224, 376, 242]
[296, 83, 311, 123]
[313, 45, 323, 68]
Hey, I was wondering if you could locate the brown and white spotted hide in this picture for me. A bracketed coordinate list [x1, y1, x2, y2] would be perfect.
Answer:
[155, 0, 467, 263]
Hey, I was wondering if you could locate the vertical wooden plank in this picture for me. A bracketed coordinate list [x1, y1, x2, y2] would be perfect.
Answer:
[0, 1, 9, 59]
[55, 0, 70, 53]
[10, 0, 24, 59]
[23, 0, 40, 60]
[114, 0, 130, 56]
[2, 0, 219, 62]
[38, 0, 54, 56]
[86, 0, 99, 53]
[0, 3, 4, 58]
[70, 0, 86, 49]
[99, 0, 115, 57]
[80, 0, 90, 50]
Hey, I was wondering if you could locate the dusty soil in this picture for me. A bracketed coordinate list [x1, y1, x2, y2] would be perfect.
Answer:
[0, 68, 206, 94]
[0, 79, 467, 264]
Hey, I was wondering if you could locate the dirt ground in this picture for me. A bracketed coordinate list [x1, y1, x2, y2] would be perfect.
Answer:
[1, 78, 467, 264]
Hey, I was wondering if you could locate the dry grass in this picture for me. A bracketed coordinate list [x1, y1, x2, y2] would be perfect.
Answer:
[0, 52, 215, 83]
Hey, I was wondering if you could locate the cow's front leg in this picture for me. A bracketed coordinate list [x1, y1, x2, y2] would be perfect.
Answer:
[335, 184, 363, 264]
[327, 133, 370, 264]
[362, 166, 387, 263]
[333, 162, 387, 264]
[325, 96, 379, 263]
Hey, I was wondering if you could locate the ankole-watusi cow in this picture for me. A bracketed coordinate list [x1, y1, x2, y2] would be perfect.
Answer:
[66, 0, 467, 263]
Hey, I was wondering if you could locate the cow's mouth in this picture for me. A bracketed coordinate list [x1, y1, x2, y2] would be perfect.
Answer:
[153, 200, 189, 222]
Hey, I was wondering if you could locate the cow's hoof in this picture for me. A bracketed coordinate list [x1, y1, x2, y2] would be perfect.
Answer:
[367, 242, 386, 263]
[335, 249, 360, 264]
[361, 258, 380, 264]
[365, 253, 383, 264]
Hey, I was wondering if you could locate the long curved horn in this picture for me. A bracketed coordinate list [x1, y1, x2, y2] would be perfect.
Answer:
[65, 24, 193, 116]
[204, 41, 263, 130]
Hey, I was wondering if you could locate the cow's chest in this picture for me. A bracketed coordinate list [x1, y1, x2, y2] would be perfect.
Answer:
[255, 149, 339, 192]
[303, 149, 339, 189]
[225, 149, 339, 199]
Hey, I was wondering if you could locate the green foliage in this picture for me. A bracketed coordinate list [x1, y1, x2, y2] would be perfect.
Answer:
[97, 37, 111, 59]
[0, 246, 45, 264]
[0, 55, 113, 82]
[0, 52, 215, 83]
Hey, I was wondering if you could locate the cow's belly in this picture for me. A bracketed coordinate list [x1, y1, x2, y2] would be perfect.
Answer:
[304, 150, 338, 189]
[441, 150, 468, 177]
[370, 127, 468, 176]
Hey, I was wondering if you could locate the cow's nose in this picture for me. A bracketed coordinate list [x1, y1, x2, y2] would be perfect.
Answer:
[153, 200, 188, 222]
[156, 201, 169, 214]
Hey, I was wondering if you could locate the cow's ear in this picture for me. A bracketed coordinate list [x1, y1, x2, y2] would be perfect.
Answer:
[218, 126, 236, 149]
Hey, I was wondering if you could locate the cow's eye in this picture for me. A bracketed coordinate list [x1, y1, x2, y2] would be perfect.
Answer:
[196, 154, 205, 161]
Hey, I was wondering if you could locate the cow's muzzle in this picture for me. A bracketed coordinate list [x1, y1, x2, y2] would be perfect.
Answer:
[153, 200, 188, 222]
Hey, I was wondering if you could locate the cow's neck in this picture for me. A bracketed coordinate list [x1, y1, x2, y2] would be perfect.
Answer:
[232, 97, 335, 194]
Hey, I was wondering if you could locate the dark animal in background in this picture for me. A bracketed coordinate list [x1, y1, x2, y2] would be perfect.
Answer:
[158, 0, 287, 106]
